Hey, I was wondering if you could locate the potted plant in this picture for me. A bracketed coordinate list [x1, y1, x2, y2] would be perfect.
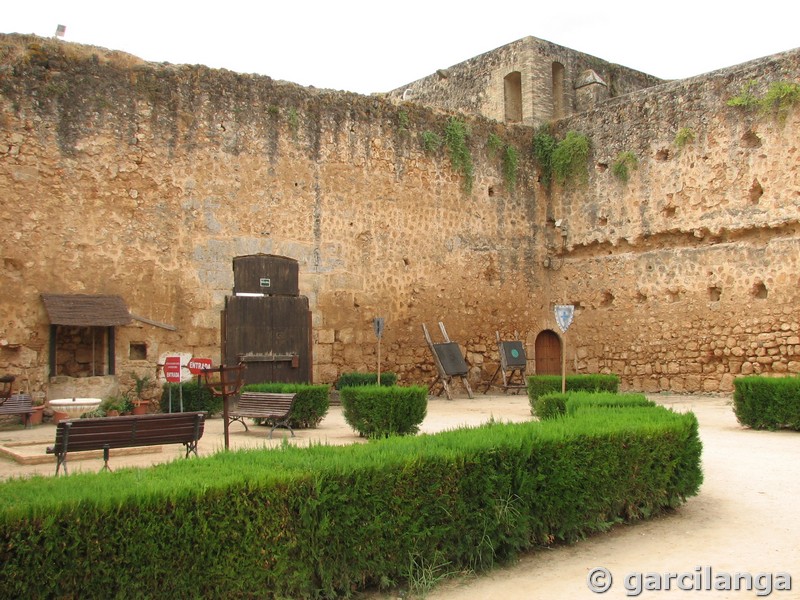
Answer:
[97, 395, 129, 417]
[131, 373, 153, 415]
[29, 393, 46, 425]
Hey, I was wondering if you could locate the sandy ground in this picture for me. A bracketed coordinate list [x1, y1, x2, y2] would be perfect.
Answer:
[0, 394, 797, 599]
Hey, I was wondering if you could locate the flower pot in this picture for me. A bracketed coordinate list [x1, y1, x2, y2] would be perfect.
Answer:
[29, 405, 45, 425]
[132, 402, 149, 415]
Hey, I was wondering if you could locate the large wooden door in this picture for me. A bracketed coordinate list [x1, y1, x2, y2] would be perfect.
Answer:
[221, 254, 311, 386]
[223, 295, 311, 385]
[534, 329, 562, 375]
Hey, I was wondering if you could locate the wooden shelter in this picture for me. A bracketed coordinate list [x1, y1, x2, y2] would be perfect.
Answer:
[41, 294, 131, 377]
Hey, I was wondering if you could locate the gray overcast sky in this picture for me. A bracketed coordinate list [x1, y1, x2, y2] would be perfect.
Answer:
[4, 1, 799, 95]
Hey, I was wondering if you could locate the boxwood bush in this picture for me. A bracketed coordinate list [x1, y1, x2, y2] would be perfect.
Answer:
[733, 375, 800, 430]
[340, 385, 427, 438]
[527, 373, 619, 415]
[241, 383, 330, 428]
[534, 391, 654, 420]
[0, 403, 702, 599]
[159, 380, 221, 415]
[336, 371, 397, 389]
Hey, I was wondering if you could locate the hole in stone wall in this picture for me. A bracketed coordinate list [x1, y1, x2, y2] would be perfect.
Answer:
[752, 282, 768, 299]
[402, 257, 410, 266]
[596, 162, 608, 172]
[655, 148, 670, 161]
[741, 130, 762, 148]
[600, 291, 614, 307]
[663, 206, 677, 218]
[708, 286, 722, 302]
[488, 186, 495, 197]
[129, 342, 147, 361]
[636, 291, 648, 303]
[598, 216, 608, 226]
[749, 178, 764, 203]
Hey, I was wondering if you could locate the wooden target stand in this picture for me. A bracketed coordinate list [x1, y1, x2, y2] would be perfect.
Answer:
[422, 322, 473, 400]
[483, 332, 528, 394]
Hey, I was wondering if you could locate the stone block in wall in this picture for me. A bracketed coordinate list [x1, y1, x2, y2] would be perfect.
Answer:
[317, 329, 335, 344]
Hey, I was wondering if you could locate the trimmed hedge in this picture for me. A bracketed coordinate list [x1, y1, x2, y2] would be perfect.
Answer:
[532, 392, 569, 419]
[340, 385, 427, 438]
[527, 374, 619, 415]
[533, 391, 654, 420]
[733, 376, 800, 430]
[0, 404, 702, 599]
[336, 371, 398, 389]
[241, 383, 330, 428]
[159, 380, 221, 415]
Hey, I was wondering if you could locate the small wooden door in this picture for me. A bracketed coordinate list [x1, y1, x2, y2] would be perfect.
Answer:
[534, 329, 562, 375]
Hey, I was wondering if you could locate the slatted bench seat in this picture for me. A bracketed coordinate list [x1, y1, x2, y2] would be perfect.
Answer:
[230, 392, 297, 438]
[46, 411, 206, 475]
[0, 393, 34, 428]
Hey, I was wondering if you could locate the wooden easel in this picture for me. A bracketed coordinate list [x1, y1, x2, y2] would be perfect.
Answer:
[483, 332, 527, 394]
[422, 322, 473, 400]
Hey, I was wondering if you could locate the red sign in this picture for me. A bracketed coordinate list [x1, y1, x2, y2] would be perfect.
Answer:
[188, 357, 213, 374]
[164, 356, 183, 383]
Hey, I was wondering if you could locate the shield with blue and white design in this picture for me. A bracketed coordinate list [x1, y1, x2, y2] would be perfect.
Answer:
[554, 304, 575, 333]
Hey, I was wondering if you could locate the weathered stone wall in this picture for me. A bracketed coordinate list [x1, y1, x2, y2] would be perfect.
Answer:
[388, 36, 663, 126]
[542, 49, 800, 392]
[1, 34, 798, 397]
[0, 35, 541, 396]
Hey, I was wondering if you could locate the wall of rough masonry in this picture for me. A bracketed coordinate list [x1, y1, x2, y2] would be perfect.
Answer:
[388, 36, 663, 127]
[0, 34, 798, 398]
[541, 49, 800, 392]
[0, 35, 542, 397]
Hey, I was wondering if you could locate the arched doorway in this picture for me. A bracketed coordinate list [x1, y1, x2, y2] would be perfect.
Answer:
[504, 71, 523, 123]
[535, 329, 562, 375]
[552, 62, 565, 120]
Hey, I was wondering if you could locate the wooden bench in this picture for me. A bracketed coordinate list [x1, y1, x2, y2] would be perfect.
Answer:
[46, 411, 206, 475]
[0, 393, 34, 428]
[230, 392, 297, 438]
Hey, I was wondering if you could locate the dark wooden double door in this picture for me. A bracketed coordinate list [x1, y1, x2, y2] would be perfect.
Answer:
[222, 295, 311, 386]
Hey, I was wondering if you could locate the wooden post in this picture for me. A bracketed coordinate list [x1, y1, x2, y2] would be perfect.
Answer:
[561, 332, 567, 394]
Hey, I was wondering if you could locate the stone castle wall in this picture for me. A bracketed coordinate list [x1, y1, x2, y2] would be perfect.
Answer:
[543, 50, 800, 392]
[388, 36, 663, 126]
[0, 34, 798, 396]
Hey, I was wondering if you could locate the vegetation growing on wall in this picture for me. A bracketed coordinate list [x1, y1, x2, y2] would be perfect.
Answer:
[674, 127, 695, 148]
[727, 80, 800, 121]
[444, 117, 475, 193]
[532, 125, 557, 185]
[551, 131, 591, 185]
[421, 130, 443, 153]
[487, 133, 519, 192]
[611, 151, 638, 182]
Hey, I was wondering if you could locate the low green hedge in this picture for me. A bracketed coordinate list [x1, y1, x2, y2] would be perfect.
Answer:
[340, 385, 427, 438]
[336, 371, 398, 389]
[0, 404, 702, 599]
[159, 380, 221, 415]
[733, 376, 800, 430]
[532, 392, 569, 419]
[533, 391, 654, 419]
[527, 374, 619, 415]
[241, 383, 330, 428]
